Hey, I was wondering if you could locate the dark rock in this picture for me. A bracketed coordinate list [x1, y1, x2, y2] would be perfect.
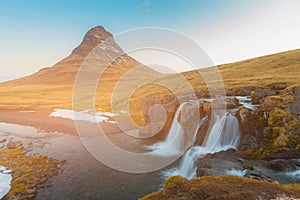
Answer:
[196, 150, 244, 177]
[246, 171, 275, 182]
[267, 82, 289, 91]
[286, 86, 300, 120]
[265, 159, 300, 172]
[236, 106, 265, 151]
[242, 163, 254, 170]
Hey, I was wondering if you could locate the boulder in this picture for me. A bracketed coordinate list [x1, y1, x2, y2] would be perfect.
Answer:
[197, 150, 244, 177]
[7, 139, 23, 149]
[236, 106, 265, 151]
[286, 86, 300, 120]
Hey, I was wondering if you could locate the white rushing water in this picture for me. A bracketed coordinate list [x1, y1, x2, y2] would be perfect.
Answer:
[0, 166, 12, 199]
[165, 112, 241, 179]
[147, 103, 187, 156]
[285, 168, 300, 180]
[235, 96, 258, 110]
[147, 103, 208, 157]
[224, 168, 247, 177]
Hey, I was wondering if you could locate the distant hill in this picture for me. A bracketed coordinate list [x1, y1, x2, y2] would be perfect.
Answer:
[183, 48, 300, 90]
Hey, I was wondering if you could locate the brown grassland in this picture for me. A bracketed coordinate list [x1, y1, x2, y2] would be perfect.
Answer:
[0, 48, 300, 126]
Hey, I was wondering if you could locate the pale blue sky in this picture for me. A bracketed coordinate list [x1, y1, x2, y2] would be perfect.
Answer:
[0, 0, 299, 81]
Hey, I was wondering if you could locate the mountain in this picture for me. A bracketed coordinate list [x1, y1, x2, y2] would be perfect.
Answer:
[0, 26, 159, 112]
[2, 26, 139, 85]
[1, 25, 300, 119]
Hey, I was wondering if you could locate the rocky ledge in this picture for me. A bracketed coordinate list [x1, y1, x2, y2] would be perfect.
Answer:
[237, 84, 300, 160]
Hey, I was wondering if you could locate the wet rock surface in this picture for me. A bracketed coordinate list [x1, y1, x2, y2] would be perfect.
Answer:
[196, 150, 300, 184]
[195, 86, 300, 185]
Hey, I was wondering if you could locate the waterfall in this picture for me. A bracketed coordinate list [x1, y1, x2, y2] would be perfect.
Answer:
[147, 103, 187, 156]
[166, 112, 241, 179]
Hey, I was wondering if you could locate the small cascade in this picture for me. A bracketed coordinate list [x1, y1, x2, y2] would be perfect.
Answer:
[147, 103, 187, 156]
[170, 112, 241, 179]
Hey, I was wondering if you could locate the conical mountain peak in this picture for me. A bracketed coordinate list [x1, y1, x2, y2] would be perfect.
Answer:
[71, 26, 115, 56]
[83, 26, 113, 44]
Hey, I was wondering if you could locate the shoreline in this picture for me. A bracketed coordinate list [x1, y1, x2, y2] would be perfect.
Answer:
[0, 110, 123, 135]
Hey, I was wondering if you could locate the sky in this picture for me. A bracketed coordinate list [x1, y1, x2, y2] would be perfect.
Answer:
[0, 0, 300, 81]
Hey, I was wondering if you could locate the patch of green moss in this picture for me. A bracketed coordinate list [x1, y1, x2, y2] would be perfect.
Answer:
[243, 88, 300, 159]
[280, 84, 300, 102]
[268, 108, 294, 127]
[260, 96, 287, 111]
[0, 148, 64, 199]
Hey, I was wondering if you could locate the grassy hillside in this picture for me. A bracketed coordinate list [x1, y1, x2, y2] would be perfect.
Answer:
[0, 25, 299, 125]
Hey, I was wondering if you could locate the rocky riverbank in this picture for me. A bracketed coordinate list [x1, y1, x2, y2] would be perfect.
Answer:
[0, 138, 65, 200]
[237, 84, 300, 160]
[141, 84, 300, 199]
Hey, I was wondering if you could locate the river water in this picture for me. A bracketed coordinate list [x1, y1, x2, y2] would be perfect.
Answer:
[0, 96, 299, 199]
[0, 122, 163, 200]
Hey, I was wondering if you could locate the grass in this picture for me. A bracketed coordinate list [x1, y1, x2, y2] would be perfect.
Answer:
[140, 175, 300, 200]
[1, 48, 300, 125]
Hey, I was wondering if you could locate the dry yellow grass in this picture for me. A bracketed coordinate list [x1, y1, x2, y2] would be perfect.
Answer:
[0, 48, 300, 125]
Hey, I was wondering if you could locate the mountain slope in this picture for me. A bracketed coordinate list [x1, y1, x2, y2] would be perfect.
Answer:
[193, 48, 300, 89]
[0, 26, 300, 115]
[0, 26, 159, 111]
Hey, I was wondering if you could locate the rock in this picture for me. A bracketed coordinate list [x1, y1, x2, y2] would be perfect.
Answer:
[139, 104, 167, 137]
[267, 82, 289, 91]
[179, 102, 200, 146]
[7, 139, 23, 149]
[236, 106, 265, 151]
[237, 86, 300, 160]
[265, 160, 300, 172]
[0, 138, 7, 143]
[223, 97, 241, 109]
[141, 93, 179, 125]
[250, 91, 260, 104]
[242, 163, 254, 170]
[286, 86, 300, 120]
[25, 188, 36, 195]
[197, 150, 244, 177]
[246, 171, 275, 182]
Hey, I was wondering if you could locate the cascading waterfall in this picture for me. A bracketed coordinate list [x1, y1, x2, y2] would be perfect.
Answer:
[147, 99, 241, 179]
[147, 103, 187, 156]
[166, 112, 241, 179]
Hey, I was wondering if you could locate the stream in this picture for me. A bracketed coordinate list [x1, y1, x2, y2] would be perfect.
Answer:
[0, 96, 299, 199]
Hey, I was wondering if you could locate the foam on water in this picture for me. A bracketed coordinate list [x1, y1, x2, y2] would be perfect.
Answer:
[0, 166, 12, 199]
[224, 168, 247, 177]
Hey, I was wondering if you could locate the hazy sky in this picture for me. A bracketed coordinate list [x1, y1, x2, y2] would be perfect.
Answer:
[0, 0, 299, 81]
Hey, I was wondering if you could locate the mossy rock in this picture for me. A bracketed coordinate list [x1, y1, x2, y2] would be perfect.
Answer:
[140, 175, 300, 200]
